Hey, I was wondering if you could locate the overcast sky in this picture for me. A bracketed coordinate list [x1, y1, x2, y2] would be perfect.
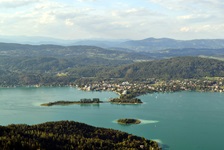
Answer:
[0, 0, 223, 40]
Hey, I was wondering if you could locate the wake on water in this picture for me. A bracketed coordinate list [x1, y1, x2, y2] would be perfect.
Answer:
[139, 119, 159, 124]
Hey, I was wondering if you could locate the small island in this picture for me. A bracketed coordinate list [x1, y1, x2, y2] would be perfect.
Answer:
[109, 98, 142, 104]
[117, 118, 141, 125]
[41, 98, 102, 106]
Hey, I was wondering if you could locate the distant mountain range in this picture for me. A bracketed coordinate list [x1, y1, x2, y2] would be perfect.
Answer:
[118, 38, 224, 51]
[1, 36, 224, 59]
[0, 36, 224, 86]
[0, 43, 151, 60]
[0, 35, 126, 47]
[1, 35, 224, 52]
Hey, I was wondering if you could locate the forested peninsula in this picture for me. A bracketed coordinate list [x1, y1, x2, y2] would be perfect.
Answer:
[0, 121, 160, 150]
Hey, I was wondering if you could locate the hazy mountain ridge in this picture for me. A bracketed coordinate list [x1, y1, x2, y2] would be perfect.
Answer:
[0, 43, 151, 60]
[0, 35, 127, 46]
[119, 38, 224, 51]
[1, 36, 224, 52]
[154, 48, 224, 58]
[1, 39, 224, 60]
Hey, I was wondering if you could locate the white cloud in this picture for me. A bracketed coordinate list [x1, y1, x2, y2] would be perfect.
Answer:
[0, 0, 223, 40]
[0, 0, 40, 8]
[180, 27, 190, 32]
[65, 19, 74, 26]
[177, 14, 213, 22]
[179, 24, 223, 33]
[147, 0, 224, 22]
[178, 15, 194, 20]
[39, 12, 56, 24]
[77, 0, 97, 2]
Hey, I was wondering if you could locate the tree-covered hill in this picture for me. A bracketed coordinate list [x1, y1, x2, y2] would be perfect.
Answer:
[0, 42, 152, 78]
[100, 57, 224, 79]
[0, 121, 160, 150]
[1, 44, 224, 86]
[156, 48, 224, 58]
[0, 42, 153, 86]
[1, 56, 131, 73]
[0, 43, 151, 60]
[1, 38, 224, 59]
[1, 56, 224, 86]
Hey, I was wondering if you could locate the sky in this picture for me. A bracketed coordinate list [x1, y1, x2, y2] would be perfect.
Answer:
[0, 0, 223, 40]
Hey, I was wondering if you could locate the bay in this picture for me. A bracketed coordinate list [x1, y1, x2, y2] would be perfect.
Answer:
[0, 87, 224, 150]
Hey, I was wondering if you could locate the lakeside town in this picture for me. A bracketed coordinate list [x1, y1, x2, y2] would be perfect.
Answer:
[2, 77, 224, 104]
[77, 78, 224, 98]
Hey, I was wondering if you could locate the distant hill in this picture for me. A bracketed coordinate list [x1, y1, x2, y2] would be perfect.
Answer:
[101, 57, 224, 79]
[0, 121, 160, 150]
[1, 42, 224, 86]
[0, 42, 154, 76]
[0, 35, 126, 46]
[0, 35, 75, 45]
[154, 48, 224, 58]
[0, 42, 151, 60]
[1, 36, 224, 58]
[1, 56, 224, 86]
[73, 39, 126, 48]
[119, 38, 224, 51]
[0, 43, 152, 86]
[2, 35, 224, 52]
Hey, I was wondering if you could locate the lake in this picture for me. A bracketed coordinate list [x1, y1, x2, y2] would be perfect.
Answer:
[1, 87, 224, 150]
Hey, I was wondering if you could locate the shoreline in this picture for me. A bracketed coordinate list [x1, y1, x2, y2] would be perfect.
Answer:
[41, 102, 103, 107]
[2, 85, 223, 96]
[41, 100, 143, 107]
[41, 99, 102, 106]
[110, 102, 142, 105]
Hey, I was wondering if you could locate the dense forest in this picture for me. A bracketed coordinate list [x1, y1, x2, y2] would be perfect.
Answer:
[1, 56, 224, 86]
[1, 42, 224, 86]
[0, 121, 160, 150]
[101, 57, 224, 80]
[0, 43, 151, 60]
[0, 43, 150, 86]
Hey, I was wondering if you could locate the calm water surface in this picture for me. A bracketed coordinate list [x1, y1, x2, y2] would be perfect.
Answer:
[1, 87, 224, 150]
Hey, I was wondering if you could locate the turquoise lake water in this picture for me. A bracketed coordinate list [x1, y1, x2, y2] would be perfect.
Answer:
[1, 87, 224, 150]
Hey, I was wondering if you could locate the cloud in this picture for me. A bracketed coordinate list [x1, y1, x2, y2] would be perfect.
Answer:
[177, 14, 214, 23]
[39, 12, 56, 24]
[112, 8, 160, 18]
[0, 0, 223, 40]
[147, 0, 224, 20]
[179, 24, 224, 33]
[77, 0, 97, 2]
[180, 27, 190, 32]
[0, 0, 40, 8]
[65, 19, 74, 26]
